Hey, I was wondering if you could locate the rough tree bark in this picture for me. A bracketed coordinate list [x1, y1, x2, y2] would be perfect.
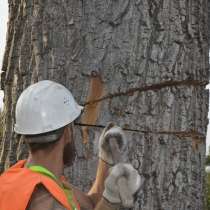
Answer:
[0, 0, 209, 210]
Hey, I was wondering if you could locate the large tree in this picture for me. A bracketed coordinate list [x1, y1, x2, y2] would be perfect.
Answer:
[0, 0, 209, 209]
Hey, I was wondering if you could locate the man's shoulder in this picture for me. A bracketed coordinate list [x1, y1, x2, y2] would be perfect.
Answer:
[26, 184, 67, 210]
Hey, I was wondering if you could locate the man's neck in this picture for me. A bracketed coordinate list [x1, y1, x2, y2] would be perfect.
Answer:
[26, 151, 64, 179]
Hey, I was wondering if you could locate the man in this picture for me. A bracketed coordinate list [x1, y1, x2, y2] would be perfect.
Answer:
[0, 80, 140, 210]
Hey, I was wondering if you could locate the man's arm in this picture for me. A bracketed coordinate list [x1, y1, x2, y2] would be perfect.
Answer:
[63, 159, 111, 209]
[69, 124, 126, 209]
[87, 159, 110, 204]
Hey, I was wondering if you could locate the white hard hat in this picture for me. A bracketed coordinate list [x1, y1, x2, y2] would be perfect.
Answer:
[14, 80, 83, 135]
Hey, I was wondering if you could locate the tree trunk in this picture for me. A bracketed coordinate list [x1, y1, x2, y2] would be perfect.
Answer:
[0, 0, 209, 209]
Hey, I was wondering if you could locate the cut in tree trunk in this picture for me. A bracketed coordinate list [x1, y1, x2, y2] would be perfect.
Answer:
[0, 0, 209, 209]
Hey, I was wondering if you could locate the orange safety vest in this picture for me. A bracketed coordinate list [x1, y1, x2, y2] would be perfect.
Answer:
[0, 160, 80, 210]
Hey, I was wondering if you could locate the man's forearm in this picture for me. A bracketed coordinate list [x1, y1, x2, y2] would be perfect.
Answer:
[88, 159, 110, 206]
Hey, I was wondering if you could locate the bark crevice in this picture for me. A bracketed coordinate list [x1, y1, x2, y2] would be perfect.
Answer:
[74, 123, 205, 141]
[84, 79, 208, 105]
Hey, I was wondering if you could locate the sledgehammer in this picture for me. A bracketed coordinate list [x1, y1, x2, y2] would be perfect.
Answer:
[109, 139, 134, 208]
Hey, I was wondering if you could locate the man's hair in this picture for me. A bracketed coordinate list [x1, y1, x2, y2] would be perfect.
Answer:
[24, 127, 65, 153]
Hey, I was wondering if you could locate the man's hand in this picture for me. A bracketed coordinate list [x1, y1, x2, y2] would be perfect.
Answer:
[98, 123, 128, 165]
[103, 163, 141, 208]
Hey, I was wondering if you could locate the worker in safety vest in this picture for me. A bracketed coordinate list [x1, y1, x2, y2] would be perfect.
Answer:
[0, 80, 140, 210]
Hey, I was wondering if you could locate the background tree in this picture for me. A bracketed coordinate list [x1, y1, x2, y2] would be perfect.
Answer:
[0, 0, 209, 209]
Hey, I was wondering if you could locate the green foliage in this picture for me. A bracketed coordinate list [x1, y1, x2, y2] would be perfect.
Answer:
[206, 155, 210, 166]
